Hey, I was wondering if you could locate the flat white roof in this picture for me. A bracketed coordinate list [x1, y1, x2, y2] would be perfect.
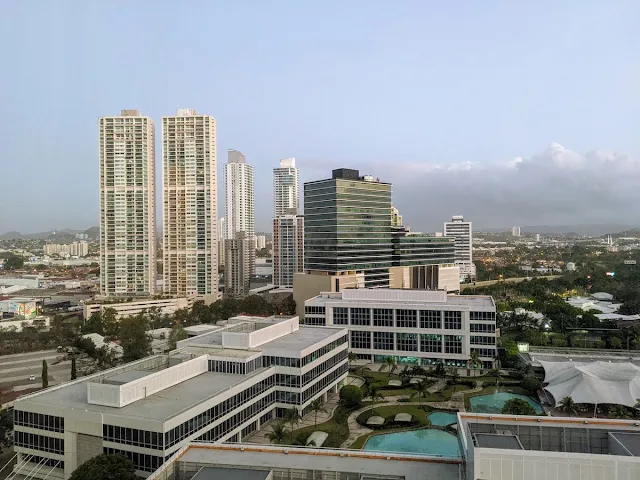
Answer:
[306, 289, 494, 308]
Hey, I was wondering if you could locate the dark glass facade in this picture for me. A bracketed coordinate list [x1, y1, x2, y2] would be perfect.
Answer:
[304, 169, 393, 287]
[391, 230, 456, 266]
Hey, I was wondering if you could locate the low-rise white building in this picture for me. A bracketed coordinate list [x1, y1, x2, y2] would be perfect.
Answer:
[83, 297, 197, 320]
[11, 315, 348, 479]
[305, 289, 497, 368]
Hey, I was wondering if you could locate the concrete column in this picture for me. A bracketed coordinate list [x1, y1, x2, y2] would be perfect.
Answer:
[323, 392, 328, 402]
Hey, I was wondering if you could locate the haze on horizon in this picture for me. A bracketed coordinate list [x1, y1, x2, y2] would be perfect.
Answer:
[1, 1, 639, 234]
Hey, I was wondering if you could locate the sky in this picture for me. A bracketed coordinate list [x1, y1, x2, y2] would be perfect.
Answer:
[1, 1, 639, 234]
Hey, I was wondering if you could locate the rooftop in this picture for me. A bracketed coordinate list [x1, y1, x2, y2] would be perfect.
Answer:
[306, 289, 494, 309]
[191, 467, 270, 480]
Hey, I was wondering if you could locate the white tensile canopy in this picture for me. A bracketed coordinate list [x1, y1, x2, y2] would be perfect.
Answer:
[540, 360, 640, 408]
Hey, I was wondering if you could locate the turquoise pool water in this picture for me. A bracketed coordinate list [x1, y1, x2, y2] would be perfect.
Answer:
[363, 429, 461, 457]
[427, 412, 458, 426]
[469, 392, 544, 414]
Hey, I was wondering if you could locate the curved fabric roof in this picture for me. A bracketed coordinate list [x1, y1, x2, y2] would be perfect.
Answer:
[540, 360, 640, 407]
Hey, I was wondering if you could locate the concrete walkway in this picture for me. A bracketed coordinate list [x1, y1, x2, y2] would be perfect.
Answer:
[451, 381, 484, 412]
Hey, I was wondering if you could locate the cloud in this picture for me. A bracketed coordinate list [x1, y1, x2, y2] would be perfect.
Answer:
[373, 143, 640, 231]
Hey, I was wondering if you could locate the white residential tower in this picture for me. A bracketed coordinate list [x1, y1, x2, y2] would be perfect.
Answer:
[273, 157, 299, 216]
[444, 215, 475, 281]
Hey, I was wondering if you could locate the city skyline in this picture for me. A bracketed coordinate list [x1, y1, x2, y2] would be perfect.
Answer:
[2, 2, 640, 233]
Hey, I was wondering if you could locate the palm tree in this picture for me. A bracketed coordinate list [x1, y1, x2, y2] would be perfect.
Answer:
[348, 351, 358, 365]
[490, 366, 502, 390]
[309, 398, 327, 427]
[284, 407, 301, 443]
[612, 405, 631, 419]
[558, 396, 577, 417]
[467, 350, 482, 376]
[369, 386, 385, 412]
[267, 421, 288, 445]
[385, 356, 397, 374]
[410, 379, 431, 403]
[448, 367, 460, 385]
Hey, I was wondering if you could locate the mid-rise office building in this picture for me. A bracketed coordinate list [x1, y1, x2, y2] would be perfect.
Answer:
[98, 110, 156, 296]
[444, 215, 475, 281]
[11, 315, 348, 479]
[162, 109, 217, 297]
[273, 157, 299, 217]
[273, 215, 304, 287]
[304, 168, 393, 287]
[304, 288, 497, 368]
[224, 232, 253, 297]
[255, 235, 267, 250]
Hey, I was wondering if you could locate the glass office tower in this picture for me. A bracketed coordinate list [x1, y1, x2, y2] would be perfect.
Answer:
[304, 169, 392, 287]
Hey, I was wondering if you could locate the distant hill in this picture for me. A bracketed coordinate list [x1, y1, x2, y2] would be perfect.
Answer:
[481, 224, 638, 237]
[0, 228, 93, 240]
[0, 231, 23, 240]
[84, 226, 99, 239]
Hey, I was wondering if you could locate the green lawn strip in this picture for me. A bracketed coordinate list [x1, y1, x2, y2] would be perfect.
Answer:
[357, 404, 433, 426]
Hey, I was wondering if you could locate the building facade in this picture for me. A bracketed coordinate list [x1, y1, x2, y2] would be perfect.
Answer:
[98, 110, 156, 296]
[304, 289, 497, 369]
[162, 109, 217, 297]
[11, 315, 348, 479]
[44, 242, 89, 257]
[224, 149, 255, 241]
[224, 232, 253, 297]
[83, 296, 197, 320]
[512, 226, 521, 237]
[304, 169, 393, 287]
[444, 215, 475, 281]
[273, 157, 299, 217]
[273, 215, 304, 287]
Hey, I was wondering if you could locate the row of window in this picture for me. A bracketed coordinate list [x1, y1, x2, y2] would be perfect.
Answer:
[350, 331, 465, 354]
[301, 362, 348, 404]
[470, 311, 496, 321]
[305, 306, 326, 315]
[470, 323, 496, 333]
[302, 349, 348, 386]
[26, 455, 63, 469]
[165, 375, 275, 448]
[14, 431, 64, 455]
[104, 447, 163, 473]
[208, 359, 258, 375]
[471, 347, 497, 358]
[103, 425, 164, 450]
[14, 411, 64, 433]
[470, 336, 496, 345]
[333, 308, 465, 329]
[195, 393, 275, 442]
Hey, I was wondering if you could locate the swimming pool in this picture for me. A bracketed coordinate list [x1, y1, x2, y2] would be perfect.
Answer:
[427, 411, 458, 426]
[469, 392, 544, 414]
[363, 429, 461, 457]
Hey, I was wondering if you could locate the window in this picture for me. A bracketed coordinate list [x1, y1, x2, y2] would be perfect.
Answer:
[470, 323, 496, 333]
[396, 333, 418, 351]
[444, 335, 463, 354]
[470, 336, 495, 345]
[305, 306, 326, 316]
[471, 347, 496, 358]
[444, 311, 462, 329]
[304, 317, 326, 326]
[373, 332, 394, 350]
[14, 432, 64, 454]
[350, 308, 370, 326]
[470, 311, 496, 322]
[373, 308, 393, 327]
[333, 307, 348, 325]
[396, 309, 417, 328]
[103, 447, 163, 472]
[14, 412, 64, 433]
[420, 334, 442, 353]
[420, 310, 441, 329]
[350, 330, 371, 349]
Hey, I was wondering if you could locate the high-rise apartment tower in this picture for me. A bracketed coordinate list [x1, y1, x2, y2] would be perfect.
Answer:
[98, 110, 156, 296]
[224, 149, 255, 240]
[162, 109, 217, 297]
[444, 215, 475, 281]
[273, 157, 299, 216]
[273, 215, 304, 287]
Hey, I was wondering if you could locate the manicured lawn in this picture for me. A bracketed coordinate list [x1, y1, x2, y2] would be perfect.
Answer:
[357, 404, 432, 426]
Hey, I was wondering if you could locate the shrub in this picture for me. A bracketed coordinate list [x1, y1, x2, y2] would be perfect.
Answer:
[521, 375, 542, 394]
[339, 385, 363, 407]
[501, 398, 537, 416]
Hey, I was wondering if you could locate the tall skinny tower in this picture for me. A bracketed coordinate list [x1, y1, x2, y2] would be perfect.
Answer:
[224, 149, 255, 240]
[98, 110, 156, 296]
[162, 109, 217, 297]
[273, 157, 299, 216]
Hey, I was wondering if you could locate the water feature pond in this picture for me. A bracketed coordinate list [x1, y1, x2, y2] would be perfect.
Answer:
[363, 429, 461, 457]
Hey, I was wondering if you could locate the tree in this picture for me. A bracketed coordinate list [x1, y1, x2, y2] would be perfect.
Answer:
[612, 405, 631, 419]
[348, 351, 358, 365]
[118, 314, 151, 362]
[467, 350, 482, 375]
[69, 453, 136, 480]
[101, 308, 119, 339]
[609, 336, 623, 349]
[520, 375, 542, 394]
[369, 386, 384, 411]
[191, 301, 214, 324]
[434, 362, 446, 377]
[284, 407, 301, 443]
[448, 367, 460, 384]
[70, 356, 77, 380]
[82, 311, 104, 335]
[339, 385, 363, 407]
[502, 398, 537, 416]
[267, 421, 288, 445]
[4, 255, 24, 270]
[309, 398, 327, 427]
[168, 321, 188, 350]
[558, 396, 577, 417]
[384, 356, 397, 373]
[410, 379, 431, 403]
[41, 360, 48, 388]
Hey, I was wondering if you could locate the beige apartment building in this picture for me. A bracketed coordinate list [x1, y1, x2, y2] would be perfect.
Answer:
[98, 110, 156, 296]
[162, 109, 218, 298]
